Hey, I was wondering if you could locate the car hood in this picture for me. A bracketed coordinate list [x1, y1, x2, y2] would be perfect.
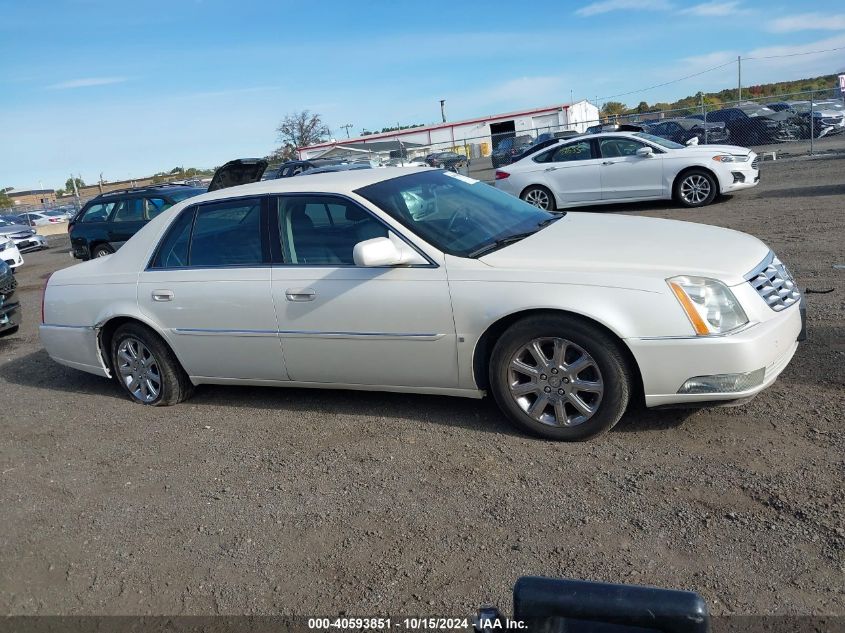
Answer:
[480, 213, 769, 286]
[0, 224, 33, 236]
[207, 158, 269, 192]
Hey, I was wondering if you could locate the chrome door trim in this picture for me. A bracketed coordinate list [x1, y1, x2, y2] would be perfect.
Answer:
[172, 327, 444, 341]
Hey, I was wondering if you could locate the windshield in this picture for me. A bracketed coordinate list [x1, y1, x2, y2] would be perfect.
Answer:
[633, 133, 684, 149]
[356, 170, 554, 257]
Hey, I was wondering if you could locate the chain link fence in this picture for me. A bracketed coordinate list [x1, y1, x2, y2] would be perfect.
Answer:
[296, 87, 844, 182]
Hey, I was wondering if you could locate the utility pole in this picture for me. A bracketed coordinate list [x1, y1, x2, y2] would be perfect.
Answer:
[340, 123, 353, 138]
[440, 99, 447, 123]
[70, 173, 80, 209]
[737, 55, 742, 102]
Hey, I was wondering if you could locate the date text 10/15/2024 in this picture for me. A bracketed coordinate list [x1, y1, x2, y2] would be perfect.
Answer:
[307, 617, 527, 630]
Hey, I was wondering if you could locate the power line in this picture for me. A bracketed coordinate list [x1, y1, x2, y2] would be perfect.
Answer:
[595, 60, 736, 102]
[593, 44, 845, 104]
[744, 45, 845, 61]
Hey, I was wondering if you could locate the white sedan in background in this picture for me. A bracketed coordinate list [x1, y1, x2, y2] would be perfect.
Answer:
[495, 132, 759, 210]
[0, 238, 23, 269]
[40, 168, 802, 441]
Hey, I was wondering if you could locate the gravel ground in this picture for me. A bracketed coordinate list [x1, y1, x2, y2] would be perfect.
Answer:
[0, 156, 843, 618]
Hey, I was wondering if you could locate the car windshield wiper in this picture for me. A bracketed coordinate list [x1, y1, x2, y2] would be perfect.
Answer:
[469, 216, 562, 258]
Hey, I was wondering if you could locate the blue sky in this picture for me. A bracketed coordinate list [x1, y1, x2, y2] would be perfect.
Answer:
[1, 0, 843, 189]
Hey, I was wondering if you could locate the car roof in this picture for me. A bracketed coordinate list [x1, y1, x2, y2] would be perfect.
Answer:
[181, 167, 433, 205]
[93, 184, 205, 201]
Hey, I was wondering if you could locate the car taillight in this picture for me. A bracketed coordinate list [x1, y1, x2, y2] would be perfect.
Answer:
[41, 273, 52, 324]
[495, 170, 510, 180]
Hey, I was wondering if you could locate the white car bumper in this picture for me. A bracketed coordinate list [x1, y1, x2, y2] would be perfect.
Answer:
[717, 156, 760, 194]
[627, 302, 802, 407]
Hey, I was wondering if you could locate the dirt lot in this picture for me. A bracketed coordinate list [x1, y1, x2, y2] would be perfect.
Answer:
[1, 156, 843, 618]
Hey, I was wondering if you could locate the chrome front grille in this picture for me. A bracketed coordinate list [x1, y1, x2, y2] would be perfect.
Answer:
[751, 156, 759, 170]
[746, 254, 800, 312]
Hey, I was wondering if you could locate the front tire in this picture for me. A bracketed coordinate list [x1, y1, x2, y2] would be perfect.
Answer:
[110, 323, 193, 406]
[489, 314, 631, 441]
[674, 170, 717, 208]
[520, 185, 555, 210]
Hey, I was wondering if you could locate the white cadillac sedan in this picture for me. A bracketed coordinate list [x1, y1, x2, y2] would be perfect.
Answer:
[494, 132, 759, 210]
[40, 168, 803, 441]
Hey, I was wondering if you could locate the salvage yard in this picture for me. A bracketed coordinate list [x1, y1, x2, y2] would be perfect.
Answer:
[0, 156, 843, 617]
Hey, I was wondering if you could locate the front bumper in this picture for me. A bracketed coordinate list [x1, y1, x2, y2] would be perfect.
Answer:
[719, 161, 760, 193]
[15, 235, 48, 252]
[627, 302, 802, 407]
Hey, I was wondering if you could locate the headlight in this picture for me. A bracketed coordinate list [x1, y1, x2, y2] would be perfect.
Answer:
[712, 154, 750, 163]
[0, 239, 12, 252]
[667, 276, 748, 336]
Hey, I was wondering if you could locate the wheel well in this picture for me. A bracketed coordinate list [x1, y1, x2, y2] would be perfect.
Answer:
[97, 317, 167, 374]
[673, 166, 721, 196]
[519, 184, 556, 206]
[472, 308, 644, 404]
[89, 240, 112, 254]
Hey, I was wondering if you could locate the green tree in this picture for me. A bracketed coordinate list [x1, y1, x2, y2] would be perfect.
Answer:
[601, 101, 628, 118]
[635, 101, 650, 113]
[65, 176, 85, 192]
[0, 189, 12, 209]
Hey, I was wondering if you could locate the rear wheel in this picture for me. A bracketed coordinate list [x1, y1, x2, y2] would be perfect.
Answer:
[489, 314, 631, 441]
[520, 185, 555, 210]
[110, 322, 193, 406]
[91, 243, 114, 258]
[674, 170, 717, 208]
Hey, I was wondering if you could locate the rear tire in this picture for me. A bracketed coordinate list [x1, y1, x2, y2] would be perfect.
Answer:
[91, 243, 114, 258]
[520, 185, 555, 210]
[489, 314, 631, 441]
[674, 169, 717, 208]
[110, 322, 193, 406]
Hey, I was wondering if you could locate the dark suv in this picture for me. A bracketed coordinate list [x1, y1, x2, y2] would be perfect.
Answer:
[69, 184, 204, 259]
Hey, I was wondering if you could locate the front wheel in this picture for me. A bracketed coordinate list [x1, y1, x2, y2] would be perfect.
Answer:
[489, 314, 632, 441]
[110, 323, 193, 406]
[674, 170, 717, 208]
[520, 186, 555, 210]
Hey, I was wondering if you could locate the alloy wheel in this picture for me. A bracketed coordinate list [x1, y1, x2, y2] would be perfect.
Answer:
[680, 174, 711, 205]
[116, 337, 162, 403]
[507, 337, 603, 427]
[523, 188, 551, 209]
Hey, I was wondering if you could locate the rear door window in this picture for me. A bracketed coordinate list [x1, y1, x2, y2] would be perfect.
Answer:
[189, 198, 264, 267]
[111, 199, 144, 222]
[78, 202, 115, 223]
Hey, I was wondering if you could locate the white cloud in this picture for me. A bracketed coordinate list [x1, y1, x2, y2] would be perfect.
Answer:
[680, 2, 748, 17]
[767, 13, 845, 33]
[575, 0, 672, 17]
[46, 77, 128, 90]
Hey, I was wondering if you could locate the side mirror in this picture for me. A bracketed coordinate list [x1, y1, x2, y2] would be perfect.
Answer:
[685, 137, 699, 146]
[353, 237, 409, 267]
[636, 146, 654, 157]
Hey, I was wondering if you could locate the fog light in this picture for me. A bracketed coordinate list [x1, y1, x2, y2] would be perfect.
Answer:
[731, 171, 745, 183]
[678, 368, 765, 394]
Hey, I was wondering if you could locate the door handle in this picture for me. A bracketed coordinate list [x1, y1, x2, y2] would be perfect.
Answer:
[285, 288, 317, 302]
[602, 161, 615, 166]
[544, 166, 559, 171]
[152, 289, 174, 302]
